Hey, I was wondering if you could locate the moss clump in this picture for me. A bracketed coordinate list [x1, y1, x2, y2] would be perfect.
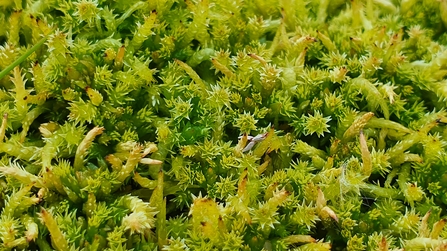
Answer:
[1, 0, 447, 250]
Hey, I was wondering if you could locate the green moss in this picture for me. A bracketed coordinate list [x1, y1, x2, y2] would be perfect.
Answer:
[1, 0, 447, 250]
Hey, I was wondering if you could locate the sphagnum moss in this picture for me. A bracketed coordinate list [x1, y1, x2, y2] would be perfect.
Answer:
[1, 0, 447, 250]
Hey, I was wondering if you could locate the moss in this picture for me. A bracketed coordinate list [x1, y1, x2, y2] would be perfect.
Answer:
[0, 0, 447, 250]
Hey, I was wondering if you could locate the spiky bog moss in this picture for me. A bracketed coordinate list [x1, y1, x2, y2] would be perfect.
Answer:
[1, 0, 447, 250]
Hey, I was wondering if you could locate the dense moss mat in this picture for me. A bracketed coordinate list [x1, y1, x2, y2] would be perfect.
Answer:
[1, 0, 447, 250]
